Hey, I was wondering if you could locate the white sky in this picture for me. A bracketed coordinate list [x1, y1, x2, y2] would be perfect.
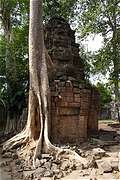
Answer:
[80, 34, 110, 85]
[82, 34, 103, 52]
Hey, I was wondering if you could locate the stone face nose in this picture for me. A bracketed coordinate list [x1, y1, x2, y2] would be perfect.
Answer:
[44, 17, 100, 144]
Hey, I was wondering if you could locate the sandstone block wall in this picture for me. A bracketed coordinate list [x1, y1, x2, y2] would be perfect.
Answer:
[44, 17, 100, 144]
[50, 80, 99, 144]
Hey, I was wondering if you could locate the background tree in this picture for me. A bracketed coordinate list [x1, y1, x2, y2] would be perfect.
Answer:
[96, 82, 112, 107]
[76, 0, 120, 102]
[0, 0, 29, 132]
[43, 0, 77, 21]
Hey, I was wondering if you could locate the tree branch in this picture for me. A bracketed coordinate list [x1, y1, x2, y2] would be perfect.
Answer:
[100, 0, 114, 31]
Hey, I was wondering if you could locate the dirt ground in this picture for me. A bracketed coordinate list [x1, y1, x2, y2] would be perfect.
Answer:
[1, 120, 120, 180]
[61, 121, 120, 180]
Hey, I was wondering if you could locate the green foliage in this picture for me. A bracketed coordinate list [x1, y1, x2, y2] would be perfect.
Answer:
[0, 0, 29, 117]
[43, 0, 77, 21]
[77, 0, 120, 37]
[76, 0, 120, 100]
[79, 44, 92, 79]
[97, 82, 112, 106]
[0, 35, 6, 76]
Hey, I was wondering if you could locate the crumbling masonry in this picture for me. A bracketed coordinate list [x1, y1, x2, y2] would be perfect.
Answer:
[45, 17, 100, 144]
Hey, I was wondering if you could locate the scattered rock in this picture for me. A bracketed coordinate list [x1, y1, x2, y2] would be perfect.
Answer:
[79, 169, 90, 177]
[85, 151, 91, 157]
[99, 130, 117, 139]
[97, 168, 104, 175]
[41, 154, 52, 160]
[110, 159, 118, 171]
[40, 159, 47, 165]
[12, 153, 18, 160]
[75, 161, 83, 170]
[67, 168, 72, 173]
[2, 152, 12, 158]
[92, 148, 105, 158]
[53, 158, 61, 165]
[80, 152, 86, 157]
[96, 160, 112, 173]
[92, 148, 106, 159]
[51, 163, 59, 173]
[41, 178, 52, 180]
[44, 161, 52, 169]
[35, 159, 41, 168]
[90, 168, 97, 178]
[56, 171, 63, 179]
[23, 170, 34, 179]
[35, 167, 45, 176]
[15, 159, 21, 165]
[18, 168, 23, 172]
[44, 170, 53, 177]
[86, 155, 96, 168]
[23, 166, 32, 171]
[60, 161, 70, 171]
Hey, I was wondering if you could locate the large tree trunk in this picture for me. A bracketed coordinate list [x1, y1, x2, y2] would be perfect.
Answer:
[112, 25, 120, 121]
[3, 0, 58, 158]
[28, 0, 63, 165]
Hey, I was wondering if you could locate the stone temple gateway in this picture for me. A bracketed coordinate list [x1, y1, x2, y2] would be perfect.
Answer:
[45, 17, 100, 144]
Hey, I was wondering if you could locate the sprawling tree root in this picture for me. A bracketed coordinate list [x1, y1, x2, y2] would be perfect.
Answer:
[3, 75, 84, 168]
[3, 90, 35, 151]
[3, 128, 28, 151]
[32, 94, 85, 167]
[3, 79, 84, 168]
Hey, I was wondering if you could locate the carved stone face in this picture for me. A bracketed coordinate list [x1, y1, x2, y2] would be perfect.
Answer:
[44, 17, 75, 65]
[45, 17, 84, 80]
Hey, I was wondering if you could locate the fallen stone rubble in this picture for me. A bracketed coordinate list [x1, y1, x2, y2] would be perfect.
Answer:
[1, 127, 120, 179]
[1, 145, 120, 180]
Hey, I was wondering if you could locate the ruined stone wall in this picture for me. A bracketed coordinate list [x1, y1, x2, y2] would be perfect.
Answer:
[50, 80, 99, 144]
[45, 17, 100, 144]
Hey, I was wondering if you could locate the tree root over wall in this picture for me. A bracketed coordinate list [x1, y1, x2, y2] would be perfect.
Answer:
[3, 0, 85, 169]
[3, 88, 85, 168]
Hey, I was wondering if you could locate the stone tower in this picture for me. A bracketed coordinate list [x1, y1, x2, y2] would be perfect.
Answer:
[45, 17, 100, 144]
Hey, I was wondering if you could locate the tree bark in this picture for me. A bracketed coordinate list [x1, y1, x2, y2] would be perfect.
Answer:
[112, 7, 120, 121]
[28, 0, 60, 164]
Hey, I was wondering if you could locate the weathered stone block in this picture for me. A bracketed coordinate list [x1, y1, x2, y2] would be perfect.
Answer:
[59, 107, 80, 115]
